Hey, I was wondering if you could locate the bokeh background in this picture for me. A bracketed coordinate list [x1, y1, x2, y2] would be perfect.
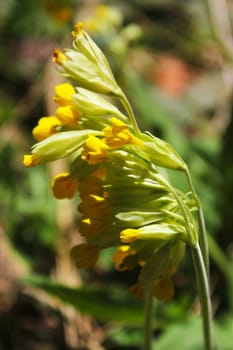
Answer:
[1, 0, 233, 349]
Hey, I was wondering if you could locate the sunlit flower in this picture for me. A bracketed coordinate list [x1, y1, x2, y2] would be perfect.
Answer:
[103, 117, 142, 148]
[53, 83, 76, 105]
[32, 116, 61, 141]
[54, 23, 121, 96]
[23, 154, 41, 167]
[81, 135, 108, 164]
[53, 48, 68, 64]
[23, 18, 199, 305]
[56, 105, 80, 125]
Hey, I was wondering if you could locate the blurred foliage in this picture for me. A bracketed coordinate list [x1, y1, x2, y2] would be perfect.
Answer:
[1, 0, 233, 349]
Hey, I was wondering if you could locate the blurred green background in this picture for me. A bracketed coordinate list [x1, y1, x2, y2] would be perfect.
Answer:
[1, 0, 233, 349]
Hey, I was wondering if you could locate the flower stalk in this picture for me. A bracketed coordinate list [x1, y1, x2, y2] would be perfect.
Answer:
[143, 283, 154, 350]
[191, 244, 216, 350]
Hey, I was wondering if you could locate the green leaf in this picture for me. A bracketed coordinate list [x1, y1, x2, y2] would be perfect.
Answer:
[21, 275, 143, 325]
[155, 316, 233, 350]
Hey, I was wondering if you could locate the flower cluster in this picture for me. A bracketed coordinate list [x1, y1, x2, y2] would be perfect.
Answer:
[23, 22, 198, 301]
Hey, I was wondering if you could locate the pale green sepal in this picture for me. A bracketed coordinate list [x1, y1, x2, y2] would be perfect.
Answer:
[116, 211, 166, 227]
[138, 223, 187, 242]
[62, 50, 115, 95]
[139, 240, 185, 287]
[72, 88, 127, 120]
[31, 129, 101, 162]
[61, 49, 121, 97]
[141, 132, 187, 171]
[73, 31, 115, 81]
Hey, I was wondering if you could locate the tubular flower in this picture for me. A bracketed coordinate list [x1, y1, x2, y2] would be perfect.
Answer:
[103, 118, 142, 148]
[53, 48, 68, 64]
[81, 135, 108, 165]
[112, 245, 138, 271]
[53, 22, 121, 96]
[23, 154, 41, 167]
[32, 116, 61, 141]
[53, 83, 76, 106]
[56, 105, 81, 125]
[23, 21, 200, 304]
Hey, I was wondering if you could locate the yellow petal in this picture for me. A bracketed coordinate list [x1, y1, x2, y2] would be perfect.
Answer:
[32, 116, 61, 141]
[81, 135, 108, 164]
[56, 105, 80, 125]
[51, 172, 78, 199]
[71, 243, 99, 268]
[53, 48, 68, 64]
[120, 228, 140, 243]
[53, 83, 76, 106]
[23, 154, 41, 167]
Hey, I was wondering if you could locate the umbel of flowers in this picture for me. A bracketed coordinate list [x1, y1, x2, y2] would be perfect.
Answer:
[23, 22, 215, 350]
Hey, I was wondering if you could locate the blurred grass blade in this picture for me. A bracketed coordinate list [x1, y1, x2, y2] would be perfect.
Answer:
[21, 275, 143, 325]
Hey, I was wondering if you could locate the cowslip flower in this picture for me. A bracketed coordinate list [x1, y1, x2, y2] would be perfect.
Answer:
[53, 23, 121, 97]
[51, 172, 78, 199]
[23, 19, 215, 350]
[23, 22, 199, 302]
[32, 116, 61, 141]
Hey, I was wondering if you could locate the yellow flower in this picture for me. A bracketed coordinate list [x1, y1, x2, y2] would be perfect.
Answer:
[81, 135, 108, 164]
[51, 172, 78, 199]
[78, 175, 104, 199]
[71, 243, 99, 268]
[53, 48, 68, 64]
[71, 22, 84, 37]
[23, 154, 41, 167]
[32, 116, 61, 141]
[78, 194, 111, 219]
[79, 217, 106, 239]
[120, 228, 140, 243]
[56, 105, 80, 125]
[53, 83, 76, 106]
[112, 245, 137, 271]
[103, 118, 142, 148]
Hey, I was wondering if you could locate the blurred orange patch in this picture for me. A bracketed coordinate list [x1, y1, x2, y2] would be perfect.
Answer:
[153, 54, 194, 97]
[43, 0, 73, 23]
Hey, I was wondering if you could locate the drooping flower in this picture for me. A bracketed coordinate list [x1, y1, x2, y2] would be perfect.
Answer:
[32, 116, 61, 141]
[71, 243, 99, 268]
[53, 83, 76, 106]
[53, 23, 122, 97]
[103, 117, 143, 148]
[56, 105, 81, 126]
[81, 135, 108, 165]
[23, 21, 199, 303]
[51, 172, 78, 199]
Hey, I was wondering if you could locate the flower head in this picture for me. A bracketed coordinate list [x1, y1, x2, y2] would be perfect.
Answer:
[23, 19, 198, 303]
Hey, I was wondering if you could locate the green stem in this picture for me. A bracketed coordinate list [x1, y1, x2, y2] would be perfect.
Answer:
[191, 244, 216, 350]
[154, 173, 197, 246]
[197, 208, 209, 278]
[118, 90, 141, 137]
[185, 169, 209, 277]
[144, 284, 154, 350]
